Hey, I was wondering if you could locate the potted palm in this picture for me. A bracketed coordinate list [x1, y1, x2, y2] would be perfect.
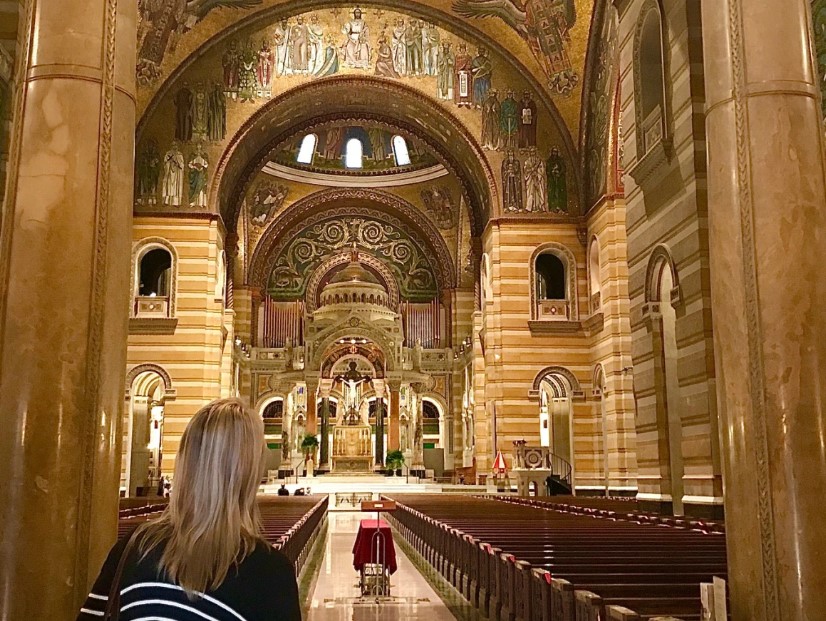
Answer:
[301, 434, 319, 462]
[385, 449, 405, 476]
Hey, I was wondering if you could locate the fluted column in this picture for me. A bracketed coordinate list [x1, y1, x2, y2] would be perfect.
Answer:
[0, 1, 137, 619]
[702, 1, 826, 618]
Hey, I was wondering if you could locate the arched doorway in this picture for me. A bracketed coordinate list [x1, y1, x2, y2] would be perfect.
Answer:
[123, 370, 167, 497]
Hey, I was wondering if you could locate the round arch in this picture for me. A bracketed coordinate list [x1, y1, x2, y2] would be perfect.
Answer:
[211, 77, 497, 235]
[124, 363, 176, 400]
[135, 3, 579, 201]
[310, 323, 398, 374]
[532, 365, 583, 396]
[248, 187, 456, 296]
[305, 251, 401, 312]
[529, 242, 580, 320]
[321, 346, 386, 379]
[131, 237, 179, 317]
[644, 243, 680, 304]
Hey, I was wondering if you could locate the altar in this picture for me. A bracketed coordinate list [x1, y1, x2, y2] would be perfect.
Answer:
[332, 425, 373, 473]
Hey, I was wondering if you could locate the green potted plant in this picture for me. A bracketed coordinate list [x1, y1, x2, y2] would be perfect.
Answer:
[386, 449, 405, 476]
[301, 434, 319, 462]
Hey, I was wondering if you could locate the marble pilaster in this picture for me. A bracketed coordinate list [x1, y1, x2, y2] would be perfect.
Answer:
[0, 0, 137, 618]
[702, 1, 826, 617]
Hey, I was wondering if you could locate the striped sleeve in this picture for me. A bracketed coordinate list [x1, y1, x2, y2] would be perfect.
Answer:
[76, 533, 132, 620]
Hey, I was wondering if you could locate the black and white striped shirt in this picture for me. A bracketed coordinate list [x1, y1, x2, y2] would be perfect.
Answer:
[77, 533, 302, 621]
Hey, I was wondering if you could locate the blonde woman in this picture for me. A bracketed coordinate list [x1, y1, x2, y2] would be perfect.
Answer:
[77, 398, 301, 621]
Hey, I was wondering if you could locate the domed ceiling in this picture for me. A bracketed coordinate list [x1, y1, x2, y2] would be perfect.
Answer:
[270, 122, 441, 176]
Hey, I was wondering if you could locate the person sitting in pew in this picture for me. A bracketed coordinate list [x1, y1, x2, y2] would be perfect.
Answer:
[294, 488, 306, 496]
[277, 484, 290, 496]
[77, 398, 301, 621]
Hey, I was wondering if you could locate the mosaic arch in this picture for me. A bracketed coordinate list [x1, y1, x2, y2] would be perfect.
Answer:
[248, 187, 456, 298]
[135, 5, 589, 220]
[135, 0, 593, 141]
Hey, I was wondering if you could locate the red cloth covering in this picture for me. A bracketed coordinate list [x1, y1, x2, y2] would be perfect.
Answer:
[352, 519, 398, 575]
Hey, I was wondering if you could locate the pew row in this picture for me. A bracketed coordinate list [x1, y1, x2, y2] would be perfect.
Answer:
[117, 495, 328, 575]
[383, 494, 727, 621]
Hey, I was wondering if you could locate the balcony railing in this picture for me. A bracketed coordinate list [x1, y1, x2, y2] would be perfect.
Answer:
[134, 295, 170, 318]
[536, 299, 570, 321]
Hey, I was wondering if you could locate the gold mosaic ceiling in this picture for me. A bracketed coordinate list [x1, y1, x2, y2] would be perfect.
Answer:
[137, 0, 597, 138]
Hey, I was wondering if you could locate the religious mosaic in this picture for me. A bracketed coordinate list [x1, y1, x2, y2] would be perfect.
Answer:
[452, 0, 579, 95]
[271, 124, 439, 173]
[420, 185, 458, 229]
[172, 7, 542, 157]
[136, 139, 214, 209]
[138, 0, 263, 85]
[268, 216, 438, 301]
[584, 8, 618, 206]
[500, 146, 568, 214]
[249, 181, 289, 227]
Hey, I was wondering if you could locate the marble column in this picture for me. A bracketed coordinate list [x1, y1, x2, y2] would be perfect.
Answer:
[0, 1, 137, 619]
[388, 386, 401, 450]
[305, 382, 318, 435]
[374, 386, 386, 467]
[319, 396, 330, 468]
[702, 1, 826, 618]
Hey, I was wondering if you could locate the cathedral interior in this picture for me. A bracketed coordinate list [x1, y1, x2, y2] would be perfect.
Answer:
[0, 1, 824, 620]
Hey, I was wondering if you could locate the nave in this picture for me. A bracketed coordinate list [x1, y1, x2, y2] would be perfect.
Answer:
[118, 493, 727, 621]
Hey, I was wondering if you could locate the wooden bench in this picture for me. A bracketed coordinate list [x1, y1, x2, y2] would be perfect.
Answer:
[383, 494, 726, 621]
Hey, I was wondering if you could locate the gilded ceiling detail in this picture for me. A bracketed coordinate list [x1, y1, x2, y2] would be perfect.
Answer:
[452, 0, 578, 96]
[135, 6, 579, 219]
[268, 215, 438, 301]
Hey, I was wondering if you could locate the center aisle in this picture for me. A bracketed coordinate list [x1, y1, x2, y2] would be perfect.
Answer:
[305, 512, 458, 621]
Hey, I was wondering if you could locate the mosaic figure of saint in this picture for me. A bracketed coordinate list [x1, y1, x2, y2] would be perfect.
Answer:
[308, 15, 325, 75]
[290, 15, 310, 73]
[392, 18, 407, 76]
[273, 19, 291, 76]
[136, 139, 161, 204]
[256, 39, 275, 95]
[471, 47, 492, 108]
[502, 149, 523, 212]
[437, 42, 455, 100]
[523, 147, 547, 212]
[341, 8, 370, 69]
[162, 142, 185, 207]
[222, 40, 241, 98]
[314, 35, 340, 77]
[191, 84, 209, 143]
[454, 43, 473, 108]
[207, 82, 226, 141]
[375, 35, 400, 78]
[423, 23, 440, 77]
[500, 89, 519, 150]
[481, 88, 501, 150]
[405, 19, 424, 76]
[518, 90, 538, 149]
[174, 84, 194, 142]
[188, 145, 209, 208]
[238, 41, 258, 102]
[546, 147, 568, 213]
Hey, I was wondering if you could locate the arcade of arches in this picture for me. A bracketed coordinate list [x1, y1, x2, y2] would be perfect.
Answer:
[0, 1, 824, 620]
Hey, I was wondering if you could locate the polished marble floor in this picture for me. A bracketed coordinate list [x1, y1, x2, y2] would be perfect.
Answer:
[305, 512, 461, 621]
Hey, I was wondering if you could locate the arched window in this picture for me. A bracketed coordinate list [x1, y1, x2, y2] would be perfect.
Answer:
[535, 254, 566, 300]
[589, 237, 602, 312]
[392, 135, 411, 166]
[345, 138, 363, 169]
[133, 239, 177, 319]
[296, 134, 317, 164]
[262, 399, 284, 421]
[636, 4, 668, 154]
[139, 248, 172, 297]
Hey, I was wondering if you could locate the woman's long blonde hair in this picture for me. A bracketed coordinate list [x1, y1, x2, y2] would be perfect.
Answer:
[138, 398, 265, 594]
